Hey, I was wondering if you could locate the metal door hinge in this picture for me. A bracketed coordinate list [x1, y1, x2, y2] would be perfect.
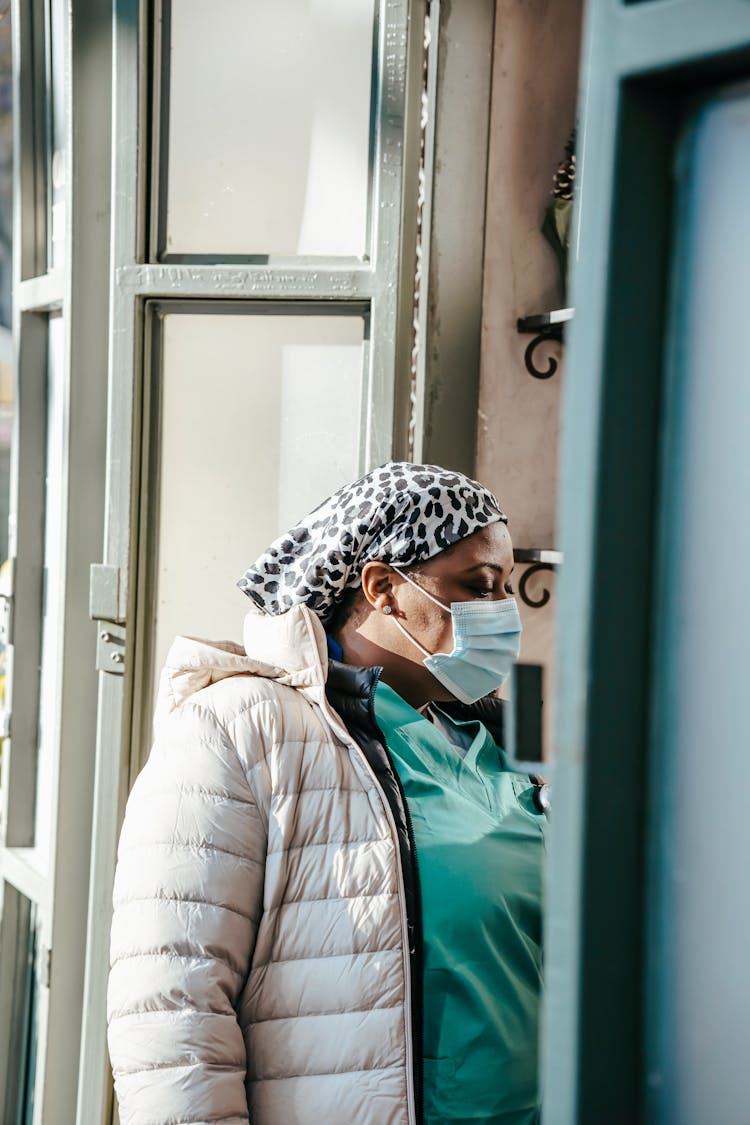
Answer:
[91, 563, 127, 674]
[0, 593, 13, 645]
[39, 944, 51, 989]
[89, 563, 123, 623]
[96, 621, 126, 675]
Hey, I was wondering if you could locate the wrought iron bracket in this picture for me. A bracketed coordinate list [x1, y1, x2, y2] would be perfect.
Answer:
[516, 309, 573, 379]
[513, 549, 562, 609]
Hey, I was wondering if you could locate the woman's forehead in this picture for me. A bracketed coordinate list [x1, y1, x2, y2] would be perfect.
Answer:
[425, 523, 513, 573]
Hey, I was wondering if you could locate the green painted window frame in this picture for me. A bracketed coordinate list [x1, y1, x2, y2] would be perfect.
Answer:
[76, 4, 425, 1123]
[0, 0, 112, 1123]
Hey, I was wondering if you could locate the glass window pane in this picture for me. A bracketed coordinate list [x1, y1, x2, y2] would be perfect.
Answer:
[0, 9, 11, 328]
[48, 0, 65, 267]
[19, 900, 40, 1125]
[0, 5, 12, 771]
[0, 338, 10, 761]
[0, 889, 40, 1125]
[162, 0, 376, 259]
[151, 310, 364, 688]
[28, 313, 64, 869]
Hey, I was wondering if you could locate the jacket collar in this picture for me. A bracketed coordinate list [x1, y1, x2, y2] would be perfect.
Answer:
[159, 604, 505, 744]
[436, 696, 505, 748]
[154, 605, 327, 728]
[241, 605, 328, 689]
[325, 656, 506, 745]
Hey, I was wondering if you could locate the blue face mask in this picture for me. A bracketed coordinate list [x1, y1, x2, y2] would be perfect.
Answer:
[389, 568, 523, 705]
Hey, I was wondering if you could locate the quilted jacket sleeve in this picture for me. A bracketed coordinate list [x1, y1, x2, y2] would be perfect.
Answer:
[107, 701, 266, 1125]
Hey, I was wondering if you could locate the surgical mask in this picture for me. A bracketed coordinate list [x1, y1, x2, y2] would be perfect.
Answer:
[388, 567, 523, 705]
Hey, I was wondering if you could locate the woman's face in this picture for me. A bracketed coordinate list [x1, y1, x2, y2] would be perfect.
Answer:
[391, 521, 515, 659]
[349, 521, 516, 706]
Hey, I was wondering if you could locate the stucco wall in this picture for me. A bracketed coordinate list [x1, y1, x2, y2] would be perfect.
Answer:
[477, 0, 584, 755]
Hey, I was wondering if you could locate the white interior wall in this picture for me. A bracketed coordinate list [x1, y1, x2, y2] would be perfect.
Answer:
[153, 313, 364, 691]
[166, 0, 375, 257]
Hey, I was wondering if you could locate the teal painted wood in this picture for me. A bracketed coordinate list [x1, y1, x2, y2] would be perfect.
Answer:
[542, 2, 750, 1123]
[644, 83, 750, 1124]
[541, 3, 622, 1118]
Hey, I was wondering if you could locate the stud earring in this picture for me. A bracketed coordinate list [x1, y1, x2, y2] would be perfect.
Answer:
[382, 604, 393, 615]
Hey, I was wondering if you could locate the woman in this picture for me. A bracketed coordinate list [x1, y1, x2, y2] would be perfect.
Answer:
[107, 462, 546, 1125]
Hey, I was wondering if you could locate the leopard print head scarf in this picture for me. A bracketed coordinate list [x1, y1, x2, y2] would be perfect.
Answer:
[237, 462, 507, 625]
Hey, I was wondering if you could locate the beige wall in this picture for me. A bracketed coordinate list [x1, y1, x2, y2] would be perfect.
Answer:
[477, 0, 584, 755]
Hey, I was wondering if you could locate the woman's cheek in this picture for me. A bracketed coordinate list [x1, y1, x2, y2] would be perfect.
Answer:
[428, 616, 455, 655]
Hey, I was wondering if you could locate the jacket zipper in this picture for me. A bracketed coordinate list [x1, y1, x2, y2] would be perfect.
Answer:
[365, 672, 425, 1125]
[321, 692, 421, 1125]
[391, 762, 424, 1125]
[307, 647, 421, 1125]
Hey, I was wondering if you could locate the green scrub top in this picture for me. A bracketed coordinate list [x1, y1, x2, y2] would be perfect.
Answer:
[373, 681, 545, 1125]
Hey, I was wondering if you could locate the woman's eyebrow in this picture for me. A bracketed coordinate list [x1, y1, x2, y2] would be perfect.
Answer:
[463, 562, 514, 576]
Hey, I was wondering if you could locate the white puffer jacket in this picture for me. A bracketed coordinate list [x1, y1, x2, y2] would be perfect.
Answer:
[108, 606, 415, 1125]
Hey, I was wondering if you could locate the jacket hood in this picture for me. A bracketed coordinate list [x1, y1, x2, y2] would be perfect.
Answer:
[154, 605, 328, 725]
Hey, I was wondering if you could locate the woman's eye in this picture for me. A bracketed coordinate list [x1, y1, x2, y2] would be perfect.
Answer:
[472, 586, 493, 598]
[504, 582, 514, 596]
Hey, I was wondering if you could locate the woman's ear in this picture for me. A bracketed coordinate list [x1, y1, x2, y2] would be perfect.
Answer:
[360, 561, 395, 613]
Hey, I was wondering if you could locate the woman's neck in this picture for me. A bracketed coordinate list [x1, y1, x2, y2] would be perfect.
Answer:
[334, 626, 440, 710]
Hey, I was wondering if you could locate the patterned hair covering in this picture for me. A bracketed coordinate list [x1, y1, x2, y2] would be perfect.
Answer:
[237, 462, 506, 624]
